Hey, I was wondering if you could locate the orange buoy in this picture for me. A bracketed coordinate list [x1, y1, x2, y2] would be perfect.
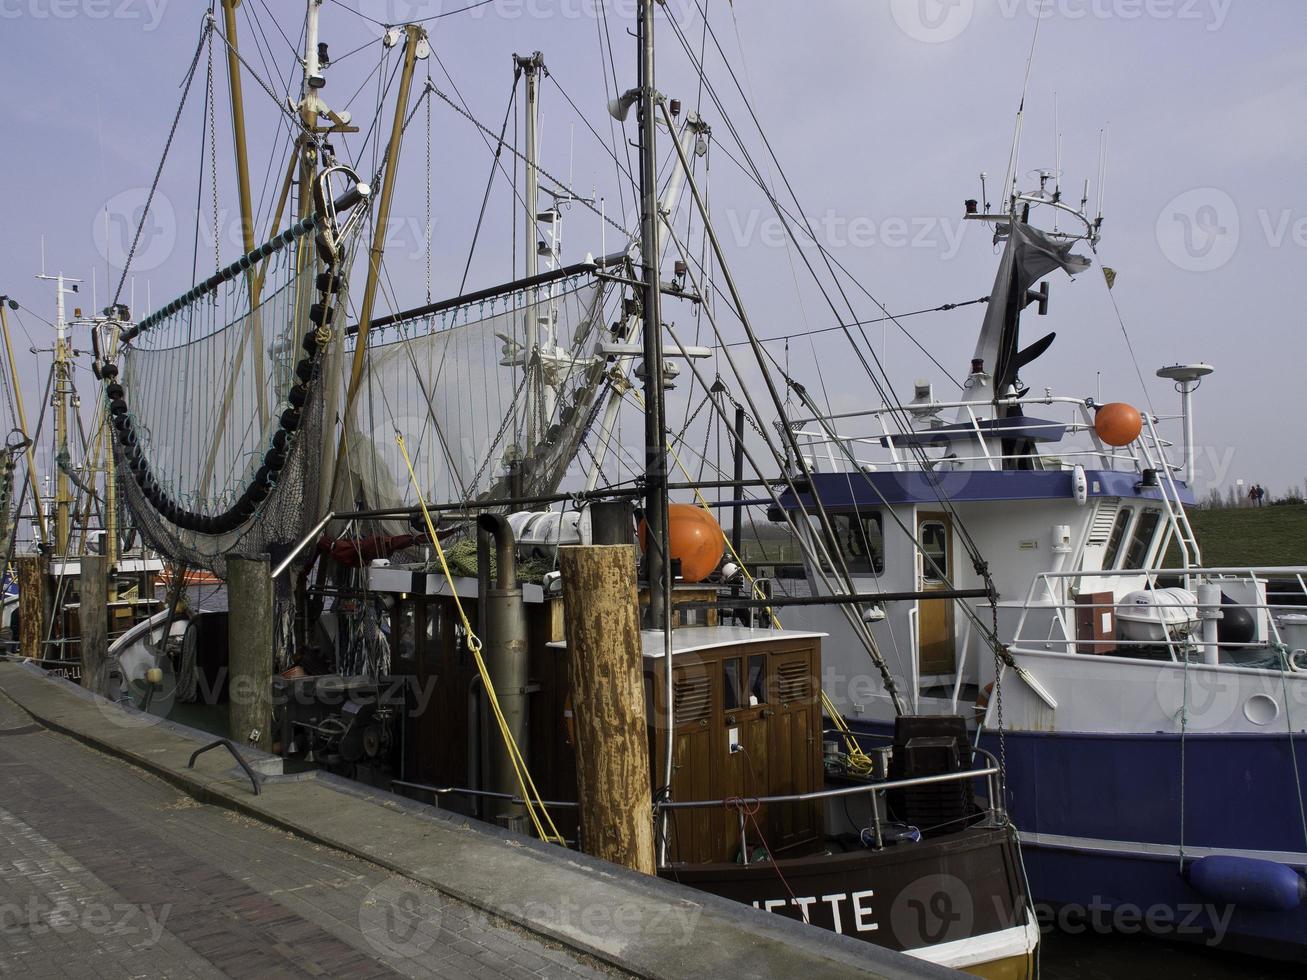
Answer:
[638, 502, 724, 583]
[1094, 401, 1143, 447]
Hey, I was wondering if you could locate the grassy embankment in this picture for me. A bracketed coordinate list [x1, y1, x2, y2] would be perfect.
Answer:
[1166, 503, 1307, 567]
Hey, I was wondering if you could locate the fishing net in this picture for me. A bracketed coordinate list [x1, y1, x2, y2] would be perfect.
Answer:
[339, 271, 615, 524]
[113, 219, 352, 579]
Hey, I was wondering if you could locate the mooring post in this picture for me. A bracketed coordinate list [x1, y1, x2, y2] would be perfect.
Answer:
[478, 514, 529, 828]
[558, 544, 655, 874]
[16, 554, 47, 662]
[78, 555, 108, 690]
[227, 555, 273, 751]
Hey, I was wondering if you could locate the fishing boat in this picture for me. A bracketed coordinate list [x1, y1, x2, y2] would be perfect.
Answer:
[773, 170, 1307, 960]
[0, 278, 164, 677]
[81, 2, 1041, 974]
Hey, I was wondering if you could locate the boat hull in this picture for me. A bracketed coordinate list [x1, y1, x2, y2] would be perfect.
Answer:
[981, 726, 1307, 962]
[662, 824, 1037, 977]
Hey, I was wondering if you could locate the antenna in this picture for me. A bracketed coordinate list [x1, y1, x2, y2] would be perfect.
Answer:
[1096, 125, 1109, 224]
[1052, 92, 1061, 200]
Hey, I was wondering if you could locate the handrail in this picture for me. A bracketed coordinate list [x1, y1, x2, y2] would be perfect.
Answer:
[188, 739, 261, 795]
[657, 764, 999, 810]
[272, 510, 336, 578]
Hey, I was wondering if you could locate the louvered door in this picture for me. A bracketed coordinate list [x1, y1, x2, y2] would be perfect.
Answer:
[668, 665, 719, 862]
[767, 650, 821, 849]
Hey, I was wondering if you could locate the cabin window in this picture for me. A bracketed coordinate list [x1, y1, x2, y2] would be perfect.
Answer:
[920, 520, 949, 583]
[394, 603, 416, 665]
[747, 655, 767, 707]
[1123, 508, 1162, 570]
[829, 511, 885, 574]
[1102, 507, 1132, 569]
[723, 658, 742, 711]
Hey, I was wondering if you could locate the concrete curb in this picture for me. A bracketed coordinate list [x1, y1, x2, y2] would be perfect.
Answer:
[0, 662, 957, 980]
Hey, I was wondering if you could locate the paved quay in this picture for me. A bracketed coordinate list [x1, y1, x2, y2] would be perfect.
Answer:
[0, 690, 619, 980]
[0, 662, 957, 979]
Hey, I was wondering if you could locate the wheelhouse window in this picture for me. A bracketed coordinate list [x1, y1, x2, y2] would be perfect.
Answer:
[746, 654, 767, 707]
[919, 520, 949, 583]
[1102, 507, 1132, 569]
[723, 658, 742, 711]
[1123, 508, 1162, 570]
[830, 511, 885, 574]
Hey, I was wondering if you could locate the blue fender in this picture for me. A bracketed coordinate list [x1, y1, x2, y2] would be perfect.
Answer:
[1186, 855, 1307, 913]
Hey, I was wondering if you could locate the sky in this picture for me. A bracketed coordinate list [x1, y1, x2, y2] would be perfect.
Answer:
[0, 0, 1303, 504]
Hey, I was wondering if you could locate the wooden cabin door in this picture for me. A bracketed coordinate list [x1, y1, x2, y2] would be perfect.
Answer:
[916, 513, 956, 676]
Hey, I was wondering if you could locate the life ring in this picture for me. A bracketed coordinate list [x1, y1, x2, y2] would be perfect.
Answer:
[974, 681, 994, 719]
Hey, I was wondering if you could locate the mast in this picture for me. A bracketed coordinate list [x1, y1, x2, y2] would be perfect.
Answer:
[515, 52, 544, 457]
[220, 2, 258, 269]
[637, 1, 669, 635]
[336, 23, 427, 494]
[220, 0, 268, 429]
[0, 297, 46, 545]
[36, 272, 80, 555]
[635, 0, 675, 866]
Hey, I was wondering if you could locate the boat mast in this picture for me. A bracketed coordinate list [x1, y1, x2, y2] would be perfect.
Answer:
[635, 0, 676, 867]
[220, 2, 258, 272]
[36, 272, 80, 555]
[338, 24, 427, 473]
[0, 296, 46, 545]
[637, 0, 669, 635]
[516, 52, 544, 457]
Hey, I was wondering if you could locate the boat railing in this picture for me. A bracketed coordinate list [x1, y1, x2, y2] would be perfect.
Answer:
[789, 392, 1175, 476]
[1008, 566, 1307, 666]
[395, 758, 1007, 855]
[661, 754, 1004, 855]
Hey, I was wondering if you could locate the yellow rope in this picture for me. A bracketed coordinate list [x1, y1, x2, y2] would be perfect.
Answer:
[637, 390, 875, 776]
[395, 433, 565, 845]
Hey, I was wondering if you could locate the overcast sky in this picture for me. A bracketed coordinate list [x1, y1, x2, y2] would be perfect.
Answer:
[0, 0, 1302, 501]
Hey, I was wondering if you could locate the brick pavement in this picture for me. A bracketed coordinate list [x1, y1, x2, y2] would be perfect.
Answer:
[0, 696, 621, 980]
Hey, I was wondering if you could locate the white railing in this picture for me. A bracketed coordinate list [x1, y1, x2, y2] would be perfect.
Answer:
[789, 392, 1177, 476]
[1007, 566, 1307, 668]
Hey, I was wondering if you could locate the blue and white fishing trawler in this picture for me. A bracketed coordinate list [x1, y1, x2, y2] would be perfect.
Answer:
[773, 173, 1307, 961]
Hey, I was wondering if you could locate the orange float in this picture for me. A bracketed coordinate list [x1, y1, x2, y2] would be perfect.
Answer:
[1094, 401, 1143, 447]
[639, 502, 724, 583]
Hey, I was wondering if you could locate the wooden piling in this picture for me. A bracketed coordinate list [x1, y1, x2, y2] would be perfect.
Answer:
[16, 554, 47, 662]
[79, 555, 109, 690]
[558, 544, 656, 875]
[227, 556, 273, 751]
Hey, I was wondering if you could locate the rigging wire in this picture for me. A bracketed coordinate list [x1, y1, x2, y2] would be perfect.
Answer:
[111, 19, 213, 309]
[458, 70, 522, 294]
[714, 297, 991, 349]
[425, 70, 632, 240]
